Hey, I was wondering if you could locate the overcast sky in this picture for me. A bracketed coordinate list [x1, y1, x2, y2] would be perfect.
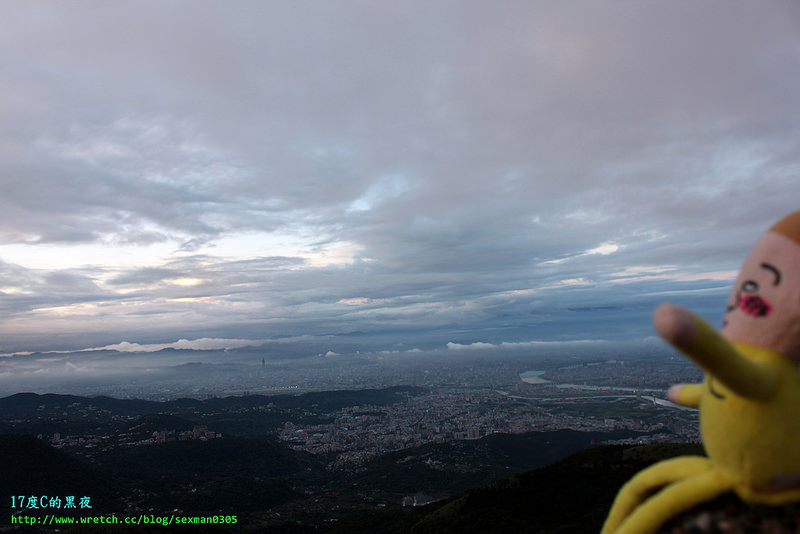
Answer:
[1, 1, 799, 357]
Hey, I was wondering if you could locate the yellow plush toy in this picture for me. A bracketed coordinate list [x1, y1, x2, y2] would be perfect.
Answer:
[602, 210, 800, 534]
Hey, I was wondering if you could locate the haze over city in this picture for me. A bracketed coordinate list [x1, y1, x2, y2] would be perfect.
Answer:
[1, 1, 799, 392]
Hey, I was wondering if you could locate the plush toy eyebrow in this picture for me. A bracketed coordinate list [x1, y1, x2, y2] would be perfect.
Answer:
[761, 262, 781, 286]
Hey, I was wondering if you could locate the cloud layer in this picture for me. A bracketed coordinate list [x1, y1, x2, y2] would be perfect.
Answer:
[0, 1, 799, 355]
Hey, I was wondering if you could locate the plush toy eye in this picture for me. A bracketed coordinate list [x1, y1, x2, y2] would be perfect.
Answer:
[742, 280, 758, 293]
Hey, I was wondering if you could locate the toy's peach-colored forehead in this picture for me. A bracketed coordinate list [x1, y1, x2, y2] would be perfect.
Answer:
[769, 211, 800, 246]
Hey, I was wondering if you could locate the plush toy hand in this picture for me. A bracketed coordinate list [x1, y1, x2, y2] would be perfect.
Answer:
[657, 304, 705, 408]
[654, 302, 698, 349]
[668, 383, 702, 407]
[654, 302, 778, 401]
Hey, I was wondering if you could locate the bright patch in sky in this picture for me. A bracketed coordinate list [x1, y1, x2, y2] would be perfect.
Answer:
[170, 278, 204, 286]
[347, 174, 410, 212]
[587, 243, 619, 255]
[0, 241, 177, 271]
[193, 232, 362, 268]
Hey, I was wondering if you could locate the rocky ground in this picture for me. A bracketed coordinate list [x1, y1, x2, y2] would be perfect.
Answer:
[659, 493, 800, 534]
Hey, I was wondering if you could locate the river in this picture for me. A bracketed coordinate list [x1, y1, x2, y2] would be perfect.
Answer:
[517, 368, 695, 411]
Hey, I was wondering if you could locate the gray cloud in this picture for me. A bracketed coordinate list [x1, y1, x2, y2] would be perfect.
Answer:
[0, 1, 798, 356]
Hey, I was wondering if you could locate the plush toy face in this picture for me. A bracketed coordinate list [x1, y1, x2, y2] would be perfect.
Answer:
[721, 231, 800, 361]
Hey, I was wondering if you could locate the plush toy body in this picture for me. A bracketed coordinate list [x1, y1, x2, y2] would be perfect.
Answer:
[602, 211, 800, 534]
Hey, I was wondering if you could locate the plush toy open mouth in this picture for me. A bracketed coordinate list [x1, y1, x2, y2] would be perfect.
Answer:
[739, 295, 773, 317]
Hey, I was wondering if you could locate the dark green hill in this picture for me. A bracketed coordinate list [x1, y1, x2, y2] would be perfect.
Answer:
[341, 429, 646, 501]
[0, 388, 426, 439]
[0, 392, 164, 417]
[337, 442, 704, 534]
[94, 436, 316, 477]
[91, 437, 325, 515]
[125, 413, 200, 434]
[0, 386, 422, 419]
[0, 433, 325, 527]
[0, 432, 705, 534]
[0, 434, 125, 515]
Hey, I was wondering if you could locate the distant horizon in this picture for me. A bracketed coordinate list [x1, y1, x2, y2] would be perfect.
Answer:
[0, 336, 679, 399]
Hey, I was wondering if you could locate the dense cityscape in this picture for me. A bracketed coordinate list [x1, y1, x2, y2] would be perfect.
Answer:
[12, 352, 703, 468]
[278, 384, 698, 470]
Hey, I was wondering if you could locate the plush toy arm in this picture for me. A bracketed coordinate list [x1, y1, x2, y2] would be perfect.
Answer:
[654, 303, 779, 401]
[667, 383, 702, 407]
[614, 465, 733, 534]
[601, 456, 716, 534]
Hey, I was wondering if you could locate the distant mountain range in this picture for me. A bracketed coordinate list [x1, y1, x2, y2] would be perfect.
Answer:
[0, 386, 424, 417]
